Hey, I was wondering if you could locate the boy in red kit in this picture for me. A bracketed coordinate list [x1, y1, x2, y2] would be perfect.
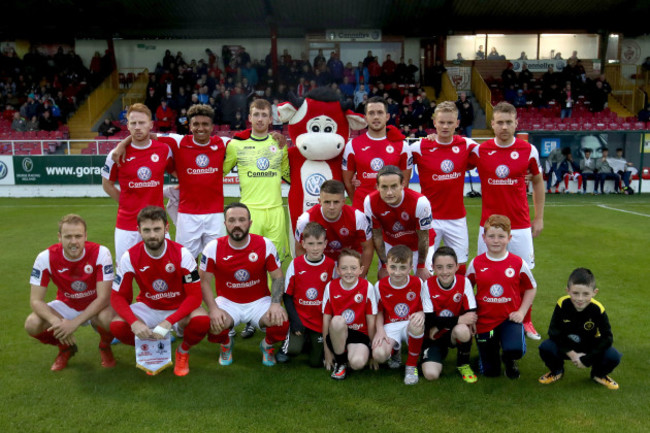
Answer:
[25, 214, 115, 371]
[466, 215, 537, 379]
[323, 249, 378, 380]
[372, 245, 425, 385]
[421, 246, 478, 383]
[278, 222, 336, 366]
[110, 206, 209, 377]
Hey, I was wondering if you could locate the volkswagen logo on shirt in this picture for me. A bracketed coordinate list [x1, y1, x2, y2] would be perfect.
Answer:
[342, 309, 355, 324]
[306, 288, 319, 300]
[392, 221, 404, 232]
[152, 279, 169, 292]
[137, 166, 152, 181]
[329, 240, 342, 250]
[489, 284, 504, 297]
[234, 269, 250, 282]
[495, 165, 510, 179]
[196, 154, 210, 168]
[440, 159, 454, 173]
[394, 303, 410, 318]
[256, 157, 270, 171]
[439, 309, 454, 317]
[305, 173, 327, 196]
[370, 158, 384, 171]
[71, 280, 87, 292]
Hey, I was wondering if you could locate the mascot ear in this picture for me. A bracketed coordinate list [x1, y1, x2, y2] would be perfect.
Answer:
[232, 128, 252, 141]
[345, 110, 368, 131]
[386, 125, 406, 141]
[278, 102, 298, 123]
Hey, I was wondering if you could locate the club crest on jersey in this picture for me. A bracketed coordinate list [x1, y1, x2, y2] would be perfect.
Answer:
[453, 293, 462, 303]
[394, 303, 410, 318]
[354, 293, 364, 303]
[392, 221, 404, 232]
[84, 264, 93, 274]
[152, 279, 169, 292]
[269, 145, 278, 153]
[584, 320, 595, 331]
[306, 288, 319, 300]
[386, 145, 394, 154]
[329, 240, 342, 250]
[439, 309, 454, 317]
[165, 263, 175, 273]
[406, 291, 416, 301]
[510, 151, 519, 160]
[234, 269, 250, 282]
[505, 267, 515, 278]
[440, 159, 454, 173]
[305, 173, 326, 196]
[495, 164, 510, 179]
[342, 309, 355, 324]
[256, 157, 270, 171]
[401, 211, 410, 221]
[452, 146, 460, 154]
[151, 153, 160, 162]
[489, 284, 504, 297]
[249, 252, 258, 262]
[339, 227, 349, 236]
[196, 154, 210, 168]
[137, 166, 152, 181]
[71, 280, 87, 292]
[320, 272, 329, 282]
[370, 157, 384, 171]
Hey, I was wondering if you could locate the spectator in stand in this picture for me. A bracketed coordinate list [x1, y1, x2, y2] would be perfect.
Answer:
[518, 63, 533, 89]
[611, 148, 636, 193]
[174, 108, 189, 135]
[339, 76, 355, 99]
[579, 148, 598, 194]
[588, 80, 609, 113]
[368, 57, 382, 84]
[414, 124, 428, 138]
[531, 88, 549, 108]
[542, 65, 559, 93]
[327, 52, 344, 84]
[382, 54, 397, 82]
[638, 103, 650, 123]
[144, 87, 159, 115]
[501, 63, 518, 91]
[513, 89, 528, 108]
[642, 57, 650, 72]
[363, 50, 375, 68]
[554, 52, 563, 60]
[551, 147, 581, 193]
[595, 148, 620, 194]
[11, 112, 26, 132]
[354, 84, 368, 108]
[231, 111, 246, 131]
[406, 59, 419, 84]
[343, 62, 355, 84]
[475, 45, 485, 60]
[399, 105, 415, 128]
[281, 49, 292, 66]
[174, 86, 190, 111]
[402, 90, 416, 108]
[241, 62, 259, 88]
[411, 95, 426, 126]
[560, 82, 574, 119]
[453, 53, 465, 64]
[387, 97, 400, 126]
[596, 74, 613, 95]
[155, 99, 173, 132]
[354, 62, 369, 88]
[39, 110, 58, 132]
[457, 97, 474, 137]
[518, 51, 528, 60]
[504, 85, 518, 104]
[26, 115, 40, 131]
[315, 66, 332, 87]
[395, 57, 408, 83]
[431, 60, 446, 99]
[355, 94, 368, 114]
[423, 100, 437, 129]
[98, 118, 119, 137]
[487, 47, 501, 60]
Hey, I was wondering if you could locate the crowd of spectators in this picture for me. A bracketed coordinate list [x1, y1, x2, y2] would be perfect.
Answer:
[0, 45, 114, 134]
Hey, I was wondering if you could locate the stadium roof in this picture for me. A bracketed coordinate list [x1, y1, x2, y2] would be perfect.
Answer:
[5, 0, 650, 40]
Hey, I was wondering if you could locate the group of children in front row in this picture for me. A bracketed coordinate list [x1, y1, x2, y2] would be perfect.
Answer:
[285, 214, 621, 389]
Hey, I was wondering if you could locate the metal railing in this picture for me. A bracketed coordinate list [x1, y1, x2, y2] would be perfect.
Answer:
[471, 67, 493, 126]
[605, 64, 646, 115]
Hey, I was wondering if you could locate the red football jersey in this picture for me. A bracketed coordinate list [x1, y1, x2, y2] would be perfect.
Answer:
[102, 140, 172, 230]
[421, 275, 477, 339]
[364, 188, 434, 251]
[285, 255, 336, 333]
[343, 133, 411, 210]
[470, 138, 542, 229]
[200, 234, 280, 304]
[466, 252, 536, 333]
[375, 275, 424, 324]
[294, 204, 371, 261]
[30, 242, 113, 311]
[112, 239, 201, 325]
[322, 278, 378, 335]
[159, 133, 229, 214]
[410, 136, 477, 220]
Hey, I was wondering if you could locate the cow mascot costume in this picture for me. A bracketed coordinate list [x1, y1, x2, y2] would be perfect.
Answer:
[277, 88, 367, 233]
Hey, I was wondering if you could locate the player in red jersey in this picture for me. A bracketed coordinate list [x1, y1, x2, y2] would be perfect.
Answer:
[199, 202, 289, 367]
[364, 165, 434, 281]
[294, 180, 373, 274]
[421, 246, 478, 383]
[342, 96, 412, 210]
[110, 206, 209, 377]
[323, 249, 378, 380]
[25, 214, 116, 371]
[466, 215, 537, 379]
[411, 102, 478, 274]
[371, 245, 425, 385]
[470, 102, 545, 339]
[102, 103, 173, 265]
[277, 222, 336, 366]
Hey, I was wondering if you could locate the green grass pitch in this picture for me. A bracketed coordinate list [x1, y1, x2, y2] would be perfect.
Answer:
[1, 194, 648, 433]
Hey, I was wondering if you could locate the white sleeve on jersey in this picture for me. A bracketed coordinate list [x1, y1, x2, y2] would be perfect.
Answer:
[366, 280, 378, 315]
[322, 282, 331, 314]
[341, 139, 354, 171]
[402, 140, 413, 169]
[263, 237, 281, 269]
[409, 139, 422, 156]
[101, 151, 116, 180]
[113, 251, 134, 292]
[420, 279, 433, 313]
[373, 281, 382, 302]
[166, 133, 184, 147]
[519, 260, 537, 289]
[199, 239, 218, 272]
[463, 276, 477, 309]
[355, 209, 372, 240]
[415, 196, 433, 230]
[363, 195, 374, 221]
[180, 247, 197, 273]
[465, 258, 476, 281]
[284, 261, 296, 293]
[97, 246, 114, 281]
[219, 136, 232, 146]
[529, 144, 542, 173]
[30, 249, 50, 286]
[294, 212, 310, 241]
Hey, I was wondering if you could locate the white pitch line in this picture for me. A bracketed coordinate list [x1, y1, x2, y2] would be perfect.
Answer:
[597, 204, 650, 218]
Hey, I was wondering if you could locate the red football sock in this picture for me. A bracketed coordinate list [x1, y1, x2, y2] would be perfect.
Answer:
[523, 306, 532, 325]
[207, 329, 230, 345]
[265, 320, 289, 345]
[564, 174, 570, 189]
[33, 330, 58, 346]
[110, 321, 135, 346]
[406, 332, 424, 367]
[577, 175, 583, 191]
[96, 325, 114, 349]
[180, 316, 210, 352]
